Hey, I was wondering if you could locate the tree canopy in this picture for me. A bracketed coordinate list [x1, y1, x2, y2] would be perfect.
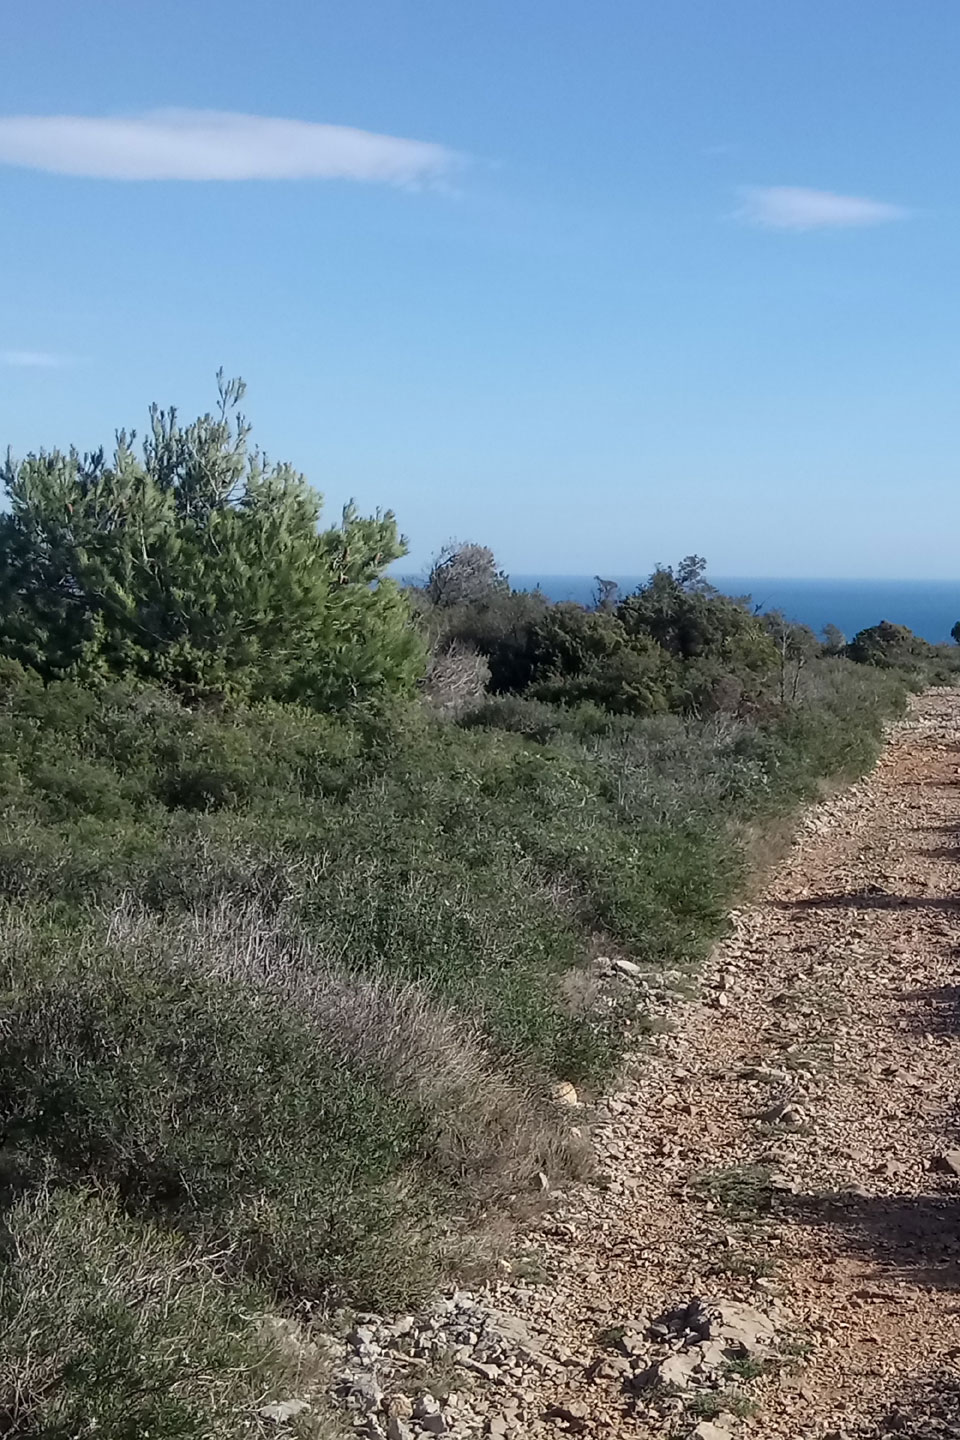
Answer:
[0, 375, 423, 707]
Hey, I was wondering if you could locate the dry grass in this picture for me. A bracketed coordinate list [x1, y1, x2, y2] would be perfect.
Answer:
[0, 1187, 341, 1439]
[104, 899, 591, 1206]
[422, 641, 491, 717]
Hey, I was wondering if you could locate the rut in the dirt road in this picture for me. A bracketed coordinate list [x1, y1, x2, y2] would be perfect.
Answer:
[478, 687, 960, 1440]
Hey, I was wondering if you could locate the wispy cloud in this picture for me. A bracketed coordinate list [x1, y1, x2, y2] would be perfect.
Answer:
[738, 185, 908, 231]
[1, 350, 69, 368]
[0, 110, 459, 186]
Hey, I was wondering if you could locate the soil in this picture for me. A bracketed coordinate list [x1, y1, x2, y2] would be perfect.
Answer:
[485, 688, 960, 1439]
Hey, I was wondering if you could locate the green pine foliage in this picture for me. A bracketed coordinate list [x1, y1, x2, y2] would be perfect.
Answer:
[0, 374, 423, 707]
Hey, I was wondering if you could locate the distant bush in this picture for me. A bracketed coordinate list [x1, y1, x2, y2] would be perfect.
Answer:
[415, 551, 789, 720]
[425, 541, 509, 608]
[846, 620, 935, 668]
[522, 604, 671, 714]
[617, 561, 777, 712]
[0, 375, 423, 708]
[821, 623, 847, 657]
[422, 639, 491, 716]
[461, 695, 612, 741]
[408, 571, 551, 694]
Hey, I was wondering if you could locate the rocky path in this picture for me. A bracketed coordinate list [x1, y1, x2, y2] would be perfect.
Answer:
[335, 689, 960, 1440]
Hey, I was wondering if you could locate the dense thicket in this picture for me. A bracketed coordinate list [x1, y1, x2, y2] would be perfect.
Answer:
[416, 544, 959, 719]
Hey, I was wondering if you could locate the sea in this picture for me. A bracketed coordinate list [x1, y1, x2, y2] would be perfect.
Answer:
[506, 576, 960, 646]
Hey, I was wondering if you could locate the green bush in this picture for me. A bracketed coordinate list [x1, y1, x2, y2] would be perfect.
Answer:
[523, 604, 672, 715]
[0, 447, 934, 1437]
[0, 928, 435, 1308]
[617, 561, 777, 679]
[0, 640, 920, 1358]
[845, 620, 960, 684]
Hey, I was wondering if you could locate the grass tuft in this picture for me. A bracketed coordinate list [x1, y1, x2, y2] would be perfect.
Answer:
[0, 1187, 337, 1440]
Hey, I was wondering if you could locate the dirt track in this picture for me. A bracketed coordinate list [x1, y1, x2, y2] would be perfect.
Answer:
[489, 688, 960, 1439]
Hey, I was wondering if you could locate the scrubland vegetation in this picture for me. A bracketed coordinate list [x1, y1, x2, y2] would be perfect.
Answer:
[0, 379, 955, 1436]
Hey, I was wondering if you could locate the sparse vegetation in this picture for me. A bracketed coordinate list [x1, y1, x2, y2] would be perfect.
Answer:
[0, 1187, 334, 1440]
[689, 1165, 775, 1220]
[706, 1252, 778, 1282]
[686, 1388, 760, 1421]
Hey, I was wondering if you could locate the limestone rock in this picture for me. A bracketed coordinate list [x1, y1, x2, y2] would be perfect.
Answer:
[259, 1398, 311, 1422]
[552, 1080, 580, 1107]
[693, 1422, 734, 1440]
[634, 1347, 702, 1391]
[711, 1301, 776, 1354]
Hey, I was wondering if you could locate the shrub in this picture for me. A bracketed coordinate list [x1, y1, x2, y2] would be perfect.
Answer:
[846, 623, 960, 686]
[845, 620, 933, 668]
[0, 637, 919, 1343]
[0, 1187, 332, 1440]
[617, 561, 777, 682]
[461, 695, 613, 741]
[422, 639, 491, 717]
[425, 541, 509, 608]
[412, 583, 551, 693]
[524, 604, 671, 715]
[0, 918, 436, 1307]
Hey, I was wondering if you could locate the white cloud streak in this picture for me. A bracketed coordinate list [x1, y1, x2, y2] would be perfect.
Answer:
[1, 350, 69, 368]
[0, 110, 458, 186]
[739, 185, 908, 231]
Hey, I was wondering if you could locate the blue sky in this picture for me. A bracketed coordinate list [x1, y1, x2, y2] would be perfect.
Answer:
[1, 1, 957, 578]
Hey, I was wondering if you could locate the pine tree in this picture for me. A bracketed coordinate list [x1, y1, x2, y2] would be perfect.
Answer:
[0, 374, 424, 707]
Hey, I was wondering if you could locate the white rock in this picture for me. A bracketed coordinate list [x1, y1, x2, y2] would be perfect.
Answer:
[633, 1349, 701, 1391]
[348, 1374, 385, 1413]
[693, 1422, 733, 1440]
[459, 1358, 501, 1381]
[713, 1301, 776, 1354]
[259, 1398, 311, 1422]
[658, 1350, 702, 1388]
[695, 1338, 731, 1371]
